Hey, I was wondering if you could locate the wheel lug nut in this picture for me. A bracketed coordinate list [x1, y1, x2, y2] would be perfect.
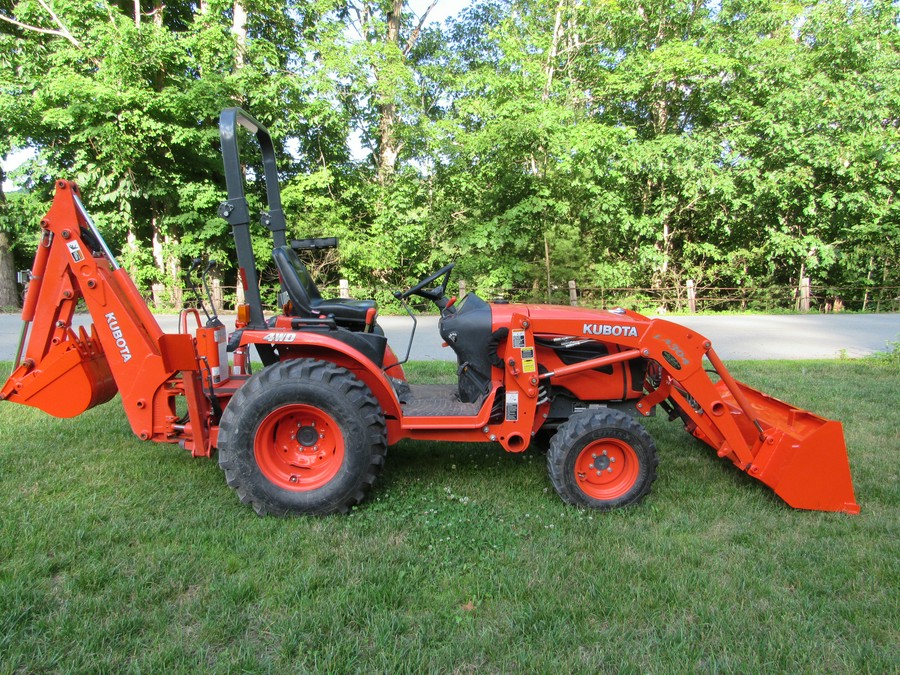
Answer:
[591, 453, 597, 459]
[602, 449, 608, 456]
[290, 475, 298, 483]
[596, 470, 601, 476]
[607, 467, 613, 473]
[610, 457, 616, 463]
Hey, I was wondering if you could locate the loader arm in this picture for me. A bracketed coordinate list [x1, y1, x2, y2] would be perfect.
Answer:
[1, 181, 210, 450]
[518, 310, 859, 514]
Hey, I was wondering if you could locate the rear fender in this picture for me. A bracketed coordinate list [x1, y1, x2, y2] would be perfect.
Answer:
[237, 329, 402, 421]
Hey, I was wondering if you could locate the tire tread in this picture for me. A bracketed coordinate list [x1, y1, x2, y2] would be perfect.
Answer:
[217, 358, 387, 516]
[547, 409, 658, 509]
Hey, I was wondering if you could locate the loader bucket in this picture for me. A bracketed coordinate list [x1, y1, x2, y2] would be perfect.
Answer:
[715, 380, 860, 514]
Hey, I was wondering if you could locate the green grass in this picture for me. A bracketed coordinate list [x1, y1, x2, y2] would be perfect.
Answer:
[1, 358, 897, 672]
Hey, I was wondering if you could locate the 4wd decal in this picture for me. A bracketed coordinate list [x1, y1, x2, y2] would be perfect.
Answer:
[263, 333, 297, 343]
[583, 323, 638, 338]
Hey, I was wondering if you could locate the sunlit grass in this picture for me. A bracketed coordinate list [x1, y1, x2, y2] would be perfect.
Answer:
[0, 359, 897, 671]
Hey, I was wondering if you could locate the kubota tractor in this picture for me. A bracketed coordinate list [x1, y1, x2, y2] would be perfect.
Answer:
[0, 109, 860, 516]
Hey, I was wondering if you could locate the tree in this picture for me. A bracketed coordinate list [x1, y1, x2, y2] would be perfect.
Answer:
[1, 0, 896, 310]
[0, 0, 357, 307]
[0, 167, 18, 309]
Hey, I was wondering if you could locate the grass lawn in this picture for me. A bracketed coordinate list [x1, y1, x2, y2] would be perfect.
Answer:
[0, 357, 897, 672]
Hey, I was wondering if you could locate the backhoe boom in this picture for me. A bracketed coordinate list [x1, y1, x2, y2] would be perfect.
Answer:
[1, 181, 212, 453]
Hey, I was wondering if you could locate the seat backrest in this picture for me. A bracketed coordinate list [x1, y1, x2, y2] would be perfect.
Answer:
[272, 246, 322, 314]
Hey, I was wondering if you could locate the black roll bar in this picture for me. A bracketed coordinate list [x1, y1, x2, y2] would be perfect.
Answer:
[217, 107, 287, 331]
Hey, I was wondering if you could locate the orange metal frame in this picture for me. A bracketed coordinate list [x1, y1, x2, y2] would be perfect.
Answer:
[1, 180, 860, 514]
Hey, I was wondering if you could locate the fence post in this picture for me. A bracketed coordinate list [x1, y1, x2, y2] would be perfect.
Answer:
[568, 280, 578, 306]
[799, 277, 811, 313]
[152, 283, 165, 310]
[339, 279, 350, 299]
[686, 279, 696, 314]
[211, 277, 223, 312]
[459, 280, 466, 297]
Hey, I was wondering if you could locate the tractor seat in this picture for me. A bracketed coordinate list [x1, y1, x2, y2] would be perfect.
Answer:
[272, 245, 376, 329]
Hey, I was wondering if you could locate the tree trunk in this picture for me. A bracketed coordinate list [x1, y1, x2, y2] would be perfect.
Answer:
[661, 220, 670, 275]
[544, 232, 552, 303]
[377, 0, 404, 184]
[543, 0, 565, 102]
[862, 255, 874, 311]
[125, 228, 139, 277]
[233, 0, 247, 67]
[0, 229, 17, 308]
[152, 220, 165, 308]
[0, 169, 19, 308]
[165, 233, 181, 307]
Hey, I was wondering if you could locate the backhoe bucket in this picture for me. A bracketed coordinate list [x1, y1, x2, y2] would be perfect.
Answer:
[715, 380, 860, 514]
[1, 327, 117, 419]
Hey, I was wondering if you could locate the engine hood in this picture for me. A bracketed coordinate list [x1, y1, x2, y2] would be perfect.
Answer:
[489, 302, 649, 333]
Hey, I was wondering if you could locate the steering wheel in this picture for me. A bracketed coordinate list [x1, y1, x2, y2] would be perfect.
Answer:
[395, 263, 455, 304]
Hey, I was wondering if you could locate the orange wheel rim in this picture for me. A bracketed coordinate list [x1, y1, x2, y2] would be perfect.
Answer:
[254, 404, 345, 491]
[574, 438, 639, 500]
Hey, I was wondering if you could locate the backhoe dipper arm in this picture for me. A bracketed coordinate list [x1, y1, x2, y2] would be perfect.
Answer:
[522, 311, 859, 514]
[1, 181, 205, 446]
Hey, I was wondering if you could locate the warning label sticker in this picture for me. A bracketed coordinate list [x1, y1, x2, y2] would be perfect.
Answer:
[521, 347, 535, 373]
[67, 241, 84, 263]
[505, 391, 519, 421]
[512, 330, 526, 349]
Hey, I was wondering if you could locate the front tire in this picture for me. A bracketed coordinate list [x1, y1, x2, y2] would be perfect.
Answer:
[547, 409, 658, 510]
[217, 359, 386, 516]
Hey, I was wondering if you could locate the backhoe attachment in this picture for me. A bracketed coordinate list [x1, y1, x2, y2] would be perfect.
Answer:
[1, 182, 121, 417]
[1, 181, 213, 454]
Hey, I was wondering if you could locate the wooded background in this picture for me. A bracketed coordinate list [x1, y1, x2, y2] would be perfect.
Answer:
[1, 0, 897, 311]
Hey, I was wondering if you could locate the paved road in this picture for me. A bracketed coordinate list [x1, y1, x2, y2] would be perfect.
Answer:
[0, 311, 897, 363]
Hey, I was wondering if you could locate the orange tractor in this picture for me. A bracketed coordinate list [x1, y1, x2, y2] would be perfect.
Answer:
[1, 109, 859, 516]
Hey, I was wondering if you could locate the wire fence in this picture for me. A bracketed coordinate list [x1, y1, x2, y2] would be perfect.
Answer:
[158, 280, 900, 315]
[478, 283, 900, 314]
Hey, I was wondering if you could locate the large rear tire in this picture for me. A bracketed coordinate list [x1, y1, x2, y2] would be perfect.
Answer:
[547, 409, 658, 510]
[217, 359, 386, 516]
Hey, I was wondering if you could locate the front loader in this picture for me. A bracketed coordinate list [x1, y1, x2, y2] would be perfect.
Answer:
[1, 109, 860, 516]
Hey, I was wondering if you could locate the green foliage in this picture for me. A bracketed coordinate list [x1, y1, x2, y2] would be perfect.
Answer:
[0, 0, 897, 306]
[0, 188, 46, 270]
[868, 338, 900, 367]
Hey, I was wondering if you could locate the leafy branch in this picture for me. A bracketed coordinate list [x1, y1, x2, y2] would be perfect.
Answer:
[0, 0, 80, 47]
